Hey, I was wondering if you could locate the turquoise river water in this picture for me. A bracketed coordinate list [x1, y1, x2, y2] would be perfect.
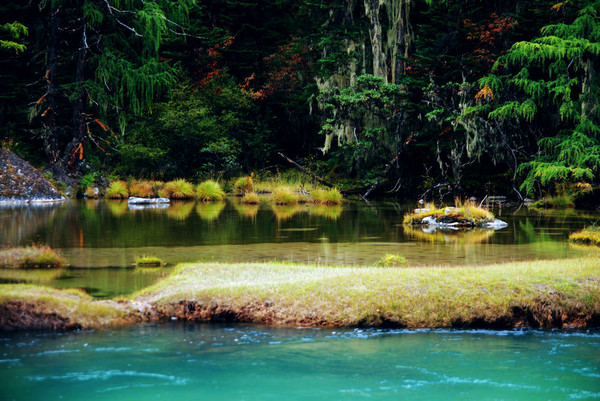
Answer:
[1, 324, 599, 401]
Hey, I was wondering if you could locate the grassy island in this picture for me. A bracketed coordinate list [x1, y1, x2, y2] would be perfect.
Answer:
[1, 257, 599, 331]
[569, 226, 600, 246]
[404, 202, 495, 227]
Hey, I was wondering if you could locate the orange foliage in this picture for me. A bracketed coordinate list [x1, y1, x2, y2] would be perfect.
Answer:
[475, 85, 494, 103]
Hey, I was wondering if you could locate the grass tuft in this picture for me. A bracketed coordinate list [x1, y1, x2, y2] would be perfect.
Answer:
[135, 256, 164, 267]
[271, 186, 298, 205]
[105, 181, 129, 199]
[233, 174, 254, 195]
[128, 180, 155, 198]
[241, 192, 260, 205]
[374, 253, 408, 267]
[159, 179, 195, 200]
[196, 180, 226, 202]
[0, 245, 66, 269]
[311, 188, 343, 205]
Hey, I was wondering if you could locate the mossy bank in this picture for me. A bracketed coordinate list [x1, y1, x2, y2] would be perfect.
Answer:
[2, 257, 599, 331]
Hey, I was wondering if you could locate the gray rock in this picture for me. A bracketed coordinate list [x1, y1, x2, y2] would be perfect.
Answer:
[128, 197, 170, 204]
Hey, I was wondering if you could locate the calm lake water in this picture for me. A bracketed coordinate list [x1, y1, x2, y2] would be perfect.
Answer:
[1, 324, 599, 401]
[1, 199, 599, 298]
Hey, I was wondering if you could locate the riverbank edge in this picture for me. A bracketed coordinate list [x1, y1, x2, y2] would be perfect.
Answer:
[1, 257, 599, 331]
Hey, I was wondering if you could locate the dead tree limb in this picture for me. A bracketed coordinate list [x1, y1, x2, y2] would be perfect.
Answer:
[361, 152, 401, 200]
[277, 152, 336, 189]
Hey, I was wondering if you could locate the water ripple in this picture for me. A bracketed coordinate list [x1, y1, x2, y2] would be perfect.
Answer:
[25, 369, 189, 385]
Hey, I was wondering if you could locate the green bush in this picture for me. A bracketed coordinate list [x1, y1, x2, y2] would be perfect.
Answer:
[196, 180, 226, 202]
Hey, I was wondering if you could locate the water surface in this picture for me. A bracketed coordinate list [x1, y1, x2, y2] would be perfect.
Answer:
[1, 324, 598, 401]
[1, 199, 598, 297]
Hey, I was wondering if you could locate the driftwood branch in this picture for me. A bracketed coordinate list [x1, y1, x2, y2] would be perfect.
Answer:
[362, 152, 401, 200]
[277, 152, 336, 189]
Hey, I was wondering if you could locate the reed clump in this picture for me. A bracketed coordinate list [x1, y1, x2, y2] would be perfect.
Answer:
[196, 180, 226, 202]
[0, 245, 66, 269]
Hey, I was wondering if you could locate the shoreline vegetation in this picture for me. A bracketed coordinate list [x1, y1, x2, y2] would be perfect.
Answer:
[1, 257, 598, 331]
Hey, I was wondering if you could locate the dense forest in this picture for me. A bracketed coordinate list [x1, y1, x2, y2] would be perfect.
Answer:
[1, 0, 599, 202]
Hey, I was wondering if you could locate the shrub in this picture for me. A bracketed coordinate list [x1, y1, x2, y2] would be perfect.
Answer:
[311, 188, 343, 205]
[105, 180, 129, 199]
[233, 174, 254, 195]
[135, 256, 164, 267]
[241, 192, 260, 205]
[196, 180, 226, 202]
[0, 245, 66, 269]
[159, 179, 195, 199]
[374, 253, 408, 268]
[272, 186, 298, 205]
[128, 180, 155, 198]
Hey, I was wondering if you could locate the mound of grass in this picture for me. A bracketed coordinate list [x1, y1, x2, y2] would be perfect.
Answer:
[241, 192, 260, 205]
[374, 253, 408, 267]
[105, 180, 129, 199]
[135, 256, 164, 267]
[271, 186, 298, 205]
[0, 245, 66, 269]
[159, 179, 195, 200]
[311, 188, 343, 205]
[569, 225, 600, 246]
[233, 174, 254, 195]
[134, 257, 600, 329]
[128, 180, 155, 198]
[196, 180, 226, 202]
[0, 284, 129, 330]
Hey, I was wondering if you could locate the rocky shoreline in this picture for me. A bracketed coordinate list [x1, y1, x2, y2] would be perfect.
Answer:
[0, 149, 65, 203]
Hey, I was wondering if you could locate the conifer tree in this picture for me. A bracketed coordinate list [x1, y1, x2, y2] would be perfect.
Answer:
[27, 0, 195, 178]
[478, 1, 600, 196]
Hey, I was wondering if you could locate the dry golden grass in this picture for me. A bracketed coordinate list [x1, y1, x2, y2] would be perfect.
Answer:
[569, 226, 600, 246]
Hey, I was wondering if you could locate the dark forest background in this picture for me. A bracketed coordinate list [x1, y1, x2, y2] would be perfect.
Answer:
[1, 0, 599, 202]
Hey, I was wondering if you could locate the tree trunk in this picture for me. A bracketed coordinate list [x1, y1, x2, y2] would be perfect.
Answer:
[63, 22, 88, 176]
[42, 8, 61, 166]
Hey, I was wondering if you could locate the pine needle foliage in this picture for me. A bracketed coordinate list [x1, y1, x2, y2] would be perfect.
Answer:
[482, 1, 600, 196]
